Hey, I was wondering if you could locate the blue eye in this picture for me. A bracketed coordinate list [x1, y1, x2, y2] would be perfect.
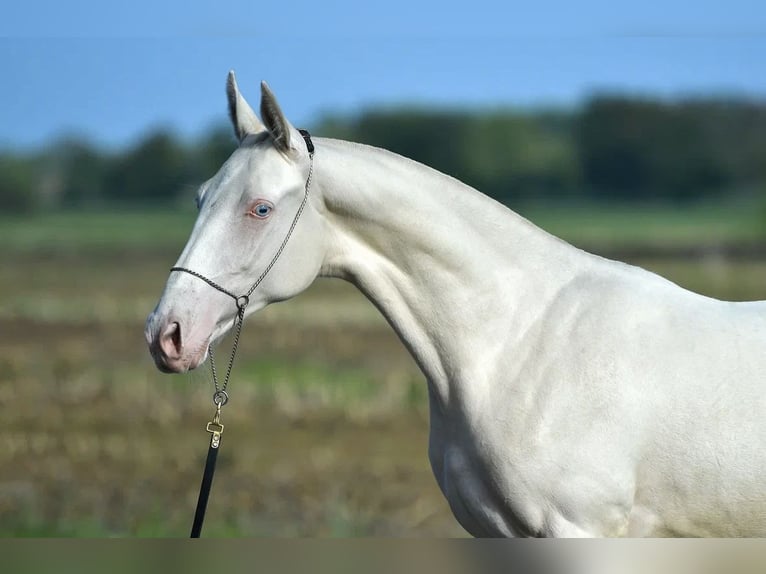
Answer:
[252, 203, 272, 218]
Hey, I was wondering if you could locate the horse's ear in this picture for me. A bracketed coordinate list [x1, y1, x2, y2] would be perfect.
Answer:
[260, 81, 298, 154]
[226, 71, 265, 142]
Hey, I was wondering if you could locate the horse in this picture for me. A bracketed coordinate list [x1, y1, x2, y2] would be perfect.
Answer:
[145, 72, 766, 537]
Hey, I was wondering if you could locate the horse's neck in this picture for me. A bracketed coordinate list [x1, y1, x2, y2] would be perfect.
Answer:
[315, 138, 588, 408]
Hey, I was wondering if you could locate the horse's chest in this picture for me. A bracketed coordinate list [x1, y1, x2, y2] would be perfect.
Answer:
[427, 415, 539, 537]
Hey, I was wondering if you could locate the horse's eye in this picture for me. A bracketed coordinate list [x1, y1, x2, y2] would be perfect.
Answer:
[251, 202, 272, 218]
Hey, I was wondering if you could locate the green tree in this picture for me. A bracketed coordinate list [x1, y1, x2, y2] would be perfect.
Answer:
[0, 155, 37, 213]
[317, 108, 579, 206]
[57, 139, 108, 205]
[577, 97, 731, 201]
[189, 126, 237, 185]
[105, 130, 187, 203]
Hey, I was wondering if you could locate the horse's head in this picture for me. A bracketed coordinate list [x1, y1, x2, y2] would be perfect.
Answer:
[146, 72, 326, 373]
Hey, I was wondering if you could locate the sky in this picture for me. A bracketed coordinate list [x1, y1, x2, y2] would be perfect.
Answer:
[1, 0, 765, 150]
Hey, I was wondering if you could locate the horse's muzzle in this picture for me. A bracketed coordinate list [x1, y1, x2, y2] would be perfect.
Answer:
[145, 312, 208, 373]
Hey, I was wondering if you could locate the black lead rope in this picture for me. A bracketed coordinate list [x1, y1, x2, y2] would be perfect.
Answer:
[190, 401, 224, 538]
[175, 129, 315, 538]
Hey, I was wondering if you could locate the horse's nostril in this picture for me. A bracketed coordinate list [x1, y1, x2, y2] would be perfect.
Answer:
[159, 321, 183, 358]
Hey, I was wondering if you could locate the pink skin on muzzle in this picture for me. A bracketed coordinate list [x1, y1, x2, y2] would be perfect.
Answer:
[145, 307, 218, 374]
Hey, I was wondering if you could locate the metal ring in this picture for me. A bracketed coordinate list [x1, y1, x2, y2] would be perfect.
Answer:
[213, 390, 229, 407]
[236, 295, 249, 311]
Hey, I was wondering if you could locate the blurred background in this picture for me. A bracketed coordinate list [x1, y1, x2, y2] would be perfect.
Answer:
[2, 1, 766, 537]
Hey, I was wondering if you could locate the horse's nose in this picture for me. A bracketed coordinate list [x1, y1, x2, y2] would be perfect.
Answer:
[146, 311, 211, 373]
[159, 321, 183, 359]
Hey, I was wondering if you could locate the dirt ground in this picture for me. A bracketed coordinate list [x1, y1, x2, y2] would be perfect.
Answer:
[3, 240, 766, 537]
[0, 251, 466, 536]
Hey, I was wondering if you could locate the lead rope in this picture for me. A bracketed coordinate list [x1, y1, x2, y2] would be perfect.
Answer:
[174, 130, 315, 538]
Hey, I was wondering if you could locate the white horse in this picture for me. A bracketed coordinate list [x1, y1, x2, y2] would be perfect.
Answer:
[146, 72, 766, 537]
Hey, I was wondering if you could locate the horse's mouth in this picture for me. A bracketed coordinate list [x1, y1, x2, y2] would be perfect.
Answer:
[145, 307, 238, 375]
[154, 352, 207, 374]
[149, 335, 210, 374]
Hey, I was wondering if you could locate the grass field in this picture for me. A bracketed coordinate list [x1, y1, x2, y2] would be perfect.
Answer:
[518, 201, 766, 250]
[2, 201, 765, 253]
[2, 204, 766, 537]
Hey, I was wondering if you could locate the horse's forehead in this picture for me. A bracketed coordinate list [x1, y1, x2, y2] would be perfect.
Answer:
[231, 143, 292, 179]
[211, 146, 265, 188]
[207, 144, 297, 203]
[223, 147, 255, 180]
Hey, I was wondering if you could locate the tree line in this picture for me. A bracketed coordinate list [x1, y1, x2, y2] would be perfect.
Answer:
[2, 95, 765, 213]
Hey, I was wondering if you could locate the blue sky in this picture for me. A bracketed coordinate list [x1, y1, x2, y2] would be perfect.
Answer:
[2, 0, 765, 150]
